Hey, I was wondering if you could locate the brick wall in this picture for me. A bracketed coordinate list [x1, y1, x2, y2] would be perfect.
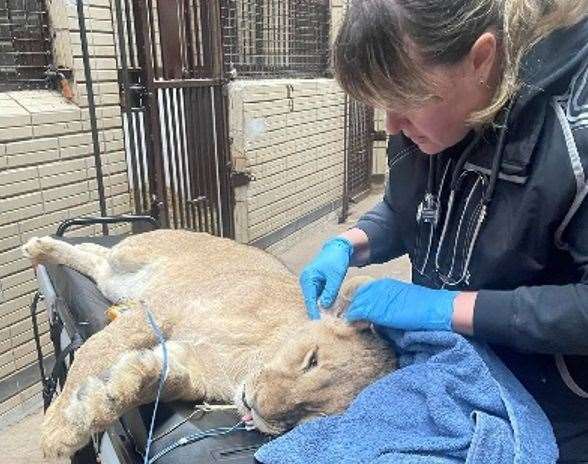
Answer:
[229, 79, 345, 247]
[0, 0, 131, 428]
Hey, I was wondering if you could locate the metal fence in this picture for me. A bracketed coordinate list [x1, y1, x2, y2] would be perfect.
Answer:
[220, 0, 331, 78]
[0, 0, 51, 91]
[114, 0, 234, 237]
[346, 97, 374, 198]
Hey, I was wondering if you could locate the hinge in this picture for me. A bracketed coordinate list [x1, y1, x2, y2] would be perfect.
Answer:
[45, 65, 74, 100]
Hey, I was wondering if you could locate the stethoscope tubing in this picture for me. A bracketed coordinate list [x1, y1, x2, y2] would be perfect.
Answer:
[416, 101, 514, 287]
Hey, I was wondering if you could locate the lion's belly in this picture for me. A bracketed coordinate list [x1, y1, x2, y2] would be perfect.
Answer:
[99, 265, 155, 302]
[142, 268, 306, 323]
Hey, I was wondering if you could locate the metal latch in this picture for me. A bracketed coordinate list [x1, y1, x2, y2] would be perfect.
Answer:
[118, 67, 147, 111]
[230, 171, 256, 187]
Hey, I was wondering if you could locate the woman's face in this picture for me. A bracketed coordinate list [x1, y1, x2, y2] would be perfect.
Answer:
[384, 33, 499, 155]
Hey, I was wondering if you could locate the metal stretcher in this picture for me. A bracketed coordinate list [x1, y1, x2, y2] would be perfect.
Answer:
[30, 216, 269, 464]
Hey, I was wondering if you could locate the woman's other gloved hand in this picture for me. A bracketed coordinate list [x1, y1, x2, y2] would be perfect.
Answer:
[299, 237, 353, 319]
[345, 278, 458, 331]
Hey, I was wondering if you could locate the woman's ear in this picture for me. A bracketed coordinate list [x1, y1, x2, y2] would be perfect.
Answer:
[331, 275, 375, 318]
[468, 31, 499, 85]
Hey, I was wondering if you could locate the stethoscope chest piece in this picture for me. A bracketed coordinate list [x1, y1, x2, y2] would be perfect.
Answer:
[416, 193, 440, 228]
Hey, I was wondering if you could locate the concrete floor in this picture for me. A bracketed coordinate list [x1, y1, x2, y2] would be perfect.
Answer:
[278, 187, 412, 281]
[0, 188, 411, 464]
[0, 409, 62, 464]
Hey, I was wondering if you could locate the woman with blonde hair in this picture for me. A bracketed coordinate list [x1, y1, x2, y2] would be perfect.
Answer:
[300, 0, 588, 460]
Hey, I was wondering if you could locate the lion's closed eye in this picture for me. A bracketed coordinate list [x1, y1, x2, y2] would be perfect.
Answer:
[302, 347, 319, 372]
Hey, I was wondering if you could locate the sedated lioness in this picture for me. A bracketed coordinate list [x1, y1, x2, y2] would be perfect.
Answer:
[23, 230, 396, 458]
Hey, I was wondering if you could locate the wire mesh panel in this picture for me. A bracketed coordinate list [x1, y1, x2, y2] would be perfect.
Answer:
[346, 98, 374, 199]
[220, 0, 330, 78]
[0, 0, 51, 91]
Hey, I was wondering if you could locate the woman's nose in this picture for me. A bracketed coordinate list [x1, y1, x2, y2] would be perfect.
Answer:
[385, 111, 407, 135]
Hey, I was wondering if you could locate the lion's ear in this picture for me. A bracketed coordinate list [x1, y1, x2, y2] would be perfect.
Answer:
[331, 275, 374, 318]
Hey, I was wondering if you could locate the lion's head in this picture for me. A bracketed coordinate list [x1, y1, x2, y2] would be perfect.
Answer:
[235, 276, 396, 434]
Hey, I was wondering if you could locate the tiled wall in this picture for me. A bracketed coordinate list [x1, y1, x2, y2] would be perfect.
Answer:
[229, 79, 345, 247]
[0, 0, 131, 428]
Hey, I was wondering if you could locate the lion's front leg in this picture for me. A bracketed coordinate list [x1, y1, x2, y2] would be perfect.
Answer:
[41, 341, 206, 459]
[39, 308, 165, 459]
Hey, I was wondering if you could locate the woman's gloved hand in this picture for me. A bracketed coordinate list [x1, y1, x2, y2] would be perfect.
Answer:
[299, 237, 353, 319]
[345, 278, 458, 331]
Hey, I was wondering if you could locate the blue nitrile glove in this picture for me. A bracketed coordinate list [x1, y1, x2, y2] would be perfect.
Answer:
[346, 278, 458, 331]
[299, 237, 354, 320]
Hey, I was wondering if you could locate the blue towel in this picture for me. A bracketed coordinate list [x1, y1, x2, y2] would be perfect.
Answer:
[255, 330, 558, 464]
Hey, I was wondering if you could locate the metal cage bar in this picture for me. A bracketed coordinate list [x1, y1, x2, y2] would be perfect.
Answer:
[339, 0, 375, 222]
[112, 0, 234, 236]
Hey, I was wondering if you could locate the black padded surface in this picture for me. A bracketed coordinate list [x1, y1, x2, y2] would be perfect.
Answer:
[142, 403, 271, 463]
[43, 235, 269, 463]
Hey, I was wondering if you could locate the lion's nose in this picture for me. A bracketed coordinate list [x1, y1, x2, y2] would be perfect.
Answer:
[242, 389, 252, 411]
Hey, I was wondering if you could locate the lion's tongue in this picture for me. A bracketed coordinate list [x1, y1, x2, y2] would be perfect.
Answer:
[242, 412, 253, 422]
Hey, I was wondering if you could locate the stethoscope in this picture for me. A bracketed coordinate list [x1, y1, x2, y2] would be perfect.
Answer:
[415, 102, 513, 287]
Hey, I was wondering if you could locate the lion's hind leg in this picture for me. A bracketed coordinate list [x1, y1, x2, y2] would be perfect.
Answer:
[22, 236, 109, 282]
[75, 242, 111, 258]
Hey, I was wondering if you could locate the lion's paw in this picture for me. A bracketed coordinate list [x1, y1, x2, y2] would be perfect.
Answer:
[40, 402, 91, 459]
[41, 376, 118, 458]
[22, 236, 57, 263]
